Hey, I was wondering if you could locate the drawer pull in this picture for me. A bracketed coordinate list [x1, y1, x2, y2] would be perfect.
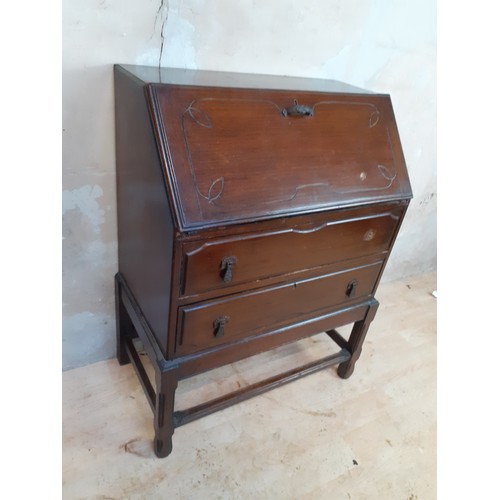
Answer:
[213, 316, 229, 338]
[345, 279, 358, 298]
[220, 256, 237, 283]
[281, 99, 314, 118]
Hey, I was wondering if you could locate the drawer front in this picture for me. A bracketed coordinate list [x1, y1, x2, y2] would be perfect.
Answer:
[182, 211, 399, 297]
[177, 260, 383, 355]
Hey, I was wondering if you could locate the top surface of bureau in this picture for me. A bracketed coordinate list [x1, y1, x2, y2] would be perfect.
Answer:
[117, 65, 412, 233]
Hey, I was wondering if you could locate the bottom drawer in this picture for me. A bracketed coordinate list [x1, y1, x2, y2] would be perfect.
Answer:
[176, 260, 383, 355]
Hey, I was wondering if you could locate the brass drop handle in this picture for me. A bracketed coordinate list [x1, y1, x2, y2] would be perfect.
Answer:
[213, 316, 229, 339]
[281, 99, 314, 118]
[346, 279, 358, 298]
[220, 256, 237, 283]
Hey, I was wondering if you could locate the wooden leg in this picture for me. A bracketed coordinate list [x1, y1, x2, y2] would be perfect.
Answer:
[337, 300, 379, 379]
[153, 366, 178, 458]
[115, 273, 134, 366]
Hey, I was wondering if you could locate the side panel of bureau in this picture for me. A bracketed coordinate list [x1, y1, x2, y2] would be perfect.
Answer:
[114, 66, 175, 356]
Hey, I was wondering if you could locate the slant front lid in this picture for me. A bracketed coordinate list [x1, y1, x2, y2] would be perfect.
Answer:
[148, 84, 412, 230]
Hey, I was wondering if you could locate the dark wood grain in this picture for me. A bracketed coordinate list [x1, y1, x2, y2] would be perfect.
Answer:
[148, 85, 412, 230]
[153, 365, 178, 458]
[182, 208, 402, 297]
[177, 260, 383, 356]
[325, 329, 349, 350]
[124, 336, 155, 411]
[114, 65, 176, 356]
[337, 300, 379, 379]
[119, 265, 371, 379]
[174, 348, 351, 427]
[175, 300, 372, 379]
[179, 200, 406, 241]
[115, 273, 133, 366]
[113, 64, 412, 457]
[118, 64, 374, 95]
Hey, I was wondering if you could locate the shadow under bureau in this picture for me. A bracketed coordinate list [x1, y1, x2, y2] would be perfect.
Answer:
[113, 64, 412, 458]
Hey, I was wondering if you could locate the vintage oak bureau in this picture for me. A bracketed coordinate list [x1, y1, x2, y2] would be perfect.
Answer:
[113, 64, 412, 458]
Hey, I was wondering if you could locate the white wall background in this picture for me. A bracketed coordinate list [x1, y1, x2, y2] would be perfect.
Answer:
[62, 0, 436, 370]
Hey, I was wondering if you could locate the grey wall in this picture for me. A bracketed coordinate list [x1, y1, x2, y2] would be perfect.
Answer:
[62, 0, 436, 370]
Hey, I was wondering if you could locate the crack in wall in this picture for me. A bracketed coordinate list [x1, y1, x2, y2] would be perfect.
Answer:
[155, 0, 169, 69]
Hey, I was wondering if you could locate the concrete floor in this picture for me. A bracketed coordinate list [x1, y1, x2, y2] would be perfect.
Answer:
[62, 272, 436, 499]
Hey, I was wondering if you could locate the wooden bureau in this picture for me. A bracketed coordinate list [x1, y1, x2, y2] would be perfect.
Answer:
[113, 64, 412, 458]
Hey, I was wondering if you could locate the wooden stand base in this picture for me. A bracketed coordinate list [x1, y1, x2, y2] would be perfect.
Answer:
[115, 272, 379, 458]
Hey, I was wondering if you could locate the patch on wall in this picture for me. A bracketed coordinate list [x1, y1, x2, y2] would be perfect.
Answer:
[62, 184, 105, 235]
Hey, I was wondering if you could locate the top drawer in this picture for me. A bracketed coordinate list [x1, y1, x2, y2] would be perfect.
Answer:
[181, 208, 401, 297]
